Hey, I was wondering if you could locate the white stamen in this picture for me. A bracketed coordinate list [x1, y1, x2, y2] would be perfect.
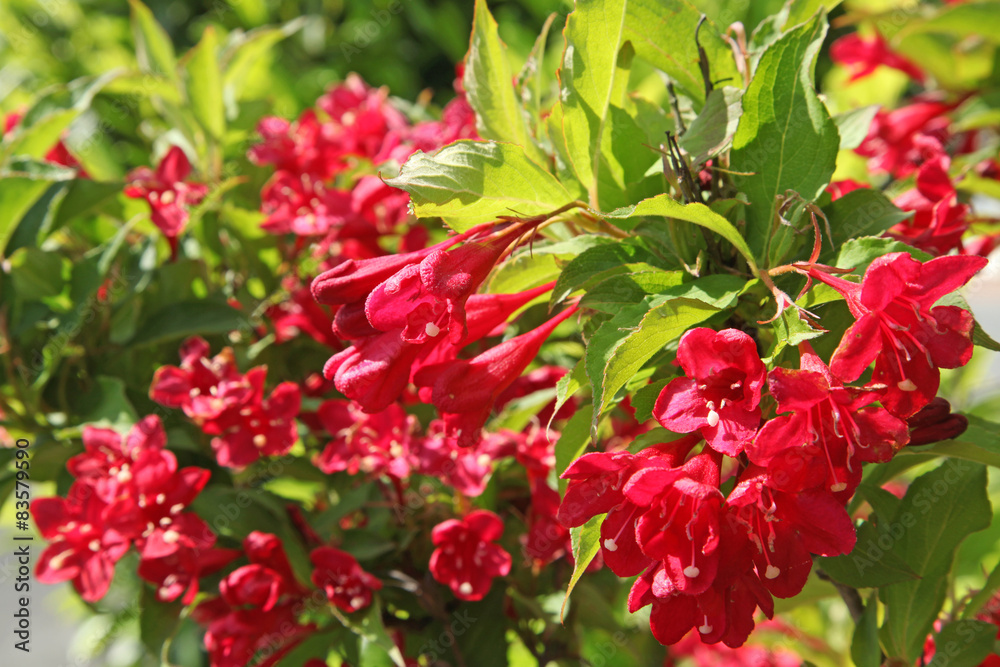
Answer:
[253, 434, 267, 447]
[830, 482, 848, 493]
[765, 565, 780, 579]
[89, 539, 100, 552]
[458, 582, 473, 596]
[350, 596, 366, 609]
[683, 565, 700, 578]
[897, 379, 917, 391]
[698, 619, 713, 634]
[603, 538, 618, 552]
[425, 322, 441, 337]
[162, 530, 179, 544]
[706, 409, 720, 428]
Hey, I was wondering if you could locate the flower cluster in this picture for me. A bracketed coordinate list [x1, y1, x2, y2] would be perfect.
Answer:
[559, 245, 985, 649]
[249, 72, 475, 251]
[32, 416, 233, 603]
[192, 530, 383, 667]
[149, 336, 302, 469]
[312, 219, 574, 445]
[124, 146, 209, 258]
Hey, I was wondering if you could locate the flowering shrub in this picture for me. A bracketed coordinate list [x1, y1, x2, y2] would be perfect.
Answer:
[4, 0, 1000, 666]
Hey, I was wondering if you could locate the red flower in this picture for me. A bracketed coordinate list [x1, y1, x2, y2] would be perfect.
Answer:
[315, 400, 417, 479]
[749, 343, 909, 499]
[830, 32, 924, 82]
[411, 419, 498, 496]
[726, 466, 857, 598]
[207, 370, 302, 469]
[365, 223, 533, 345]
[429, 510, 512, 601]
[891, 155, 970, 256]
[523, 479, 571, 566]
[413, 306, 576, 447]
[624, 451, 725, 595]
[807, 252, 987, 417]
[856, 101, 952, 177]
[653, 328, 766, 456]
[67, 415, 167, 501]
[150, 338, 302, 469]
[557, 438, 700, 577]
[310, 546, 383, 613]
[137, 543, 239, 604]
[32, 484, 132, 602]
[124, 146, 208, 257]
[630, 523, 774, 648]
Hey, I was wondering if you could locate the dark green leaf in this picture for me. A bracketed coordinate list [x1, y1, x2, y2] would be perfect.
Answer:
[129, 300, 248, 347]
[9, 247, 67, 300]
[822, 189, 911, 258]
[851, 591, 881, 667]
[816, 520, 919, 588]
[879, 461, 991, 662]
[926, 621, 997, 667]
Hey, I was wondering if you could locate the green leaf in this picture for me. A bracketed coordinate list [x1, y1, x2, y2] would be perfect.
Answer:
[879, 461, 991, 663]
[75, 376, 140, 429]
[555, 403, 594, 494]
[973, 322, 1000, 351]
[631, 379, 670, 423]
[624, 0, 738, 105]
[340, 599, 406, 667]
[516, 13, 558, 131]
[464, 0, 545, 165]
[563, 515, 603, 620]
[140, 587, 183, 658]
[603, 193, 759, 272]
[454, 586, 509, 667]
[822, 189, 911, 258]
[0, 162, 78, 256]
[130, 0, 180, 83]
[580, 269, 686, 313]
[550, 240, 661, 305]
[587, 275, 744, 427]
[222, 19, 307, 101]
[926, 621, 997, 667]
[816, 520, 919, 588]
[8, 247, 67, 300]
[911, 416, 1000, 470]
[834, 105, 879, 150]
[384, 141, 572, 232]
[129, 300, 247, 347]
[554, 0, 631, 208]
[729, 13, 840, 260]
[488, 235, 616, 294]
[1, 72, 120, 164]
[185, 26, 226, 140]
[898, 3, 1000, 44]
[679, 86, 744, 165]
[851, 592, 881, 667]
